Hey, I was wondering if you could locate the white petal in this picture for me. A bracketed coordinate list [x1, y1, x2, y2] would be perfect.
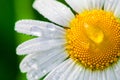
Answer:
[20, 46, 67, 73]
[33, 0, 74, 27]
[88, 70, 106, 80]
[65, 0, 104, 13]
[101, 71, 107, 80]
[104, 0, 120, 17]
[26, 51, 68, 80]
[58, 62, 75, 80]
[97, 71, 102, 80]
[67, 65, 81, 80]
[89, 71, 98, 80]
[16, 38, 65, 55]
[77, 67, 86, 80]
[90, 0, 105, 9]
[15, 20, 65, 38]
[83, 69, 90, 80]
[44, 59, 73, 80]
[65, 0, 88, 13]
[106, 67, 117, 80]
[113, 60, 120, 80]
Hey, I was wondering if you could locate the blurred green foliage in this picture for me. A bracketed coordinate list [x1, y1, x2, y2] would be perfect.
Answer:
[0, 0, 17, 80]
[0, 0, 36, 80]
[0, 0, 49, 79]
[0, 0, 64, 80]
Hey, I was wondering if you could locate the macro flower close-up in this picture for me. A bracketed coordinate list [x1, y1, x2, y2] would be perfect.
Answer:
[15, 0, 120, 80]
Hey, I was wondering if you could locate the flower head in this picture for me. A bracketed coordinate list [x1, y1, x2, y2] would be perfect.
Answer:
[15, 0, 120, 80]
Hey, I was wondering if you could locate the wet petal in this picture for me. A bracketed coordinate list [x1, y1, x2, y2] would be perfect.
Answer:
[33, 0, 74, 27]
[15, 20, 65, 38]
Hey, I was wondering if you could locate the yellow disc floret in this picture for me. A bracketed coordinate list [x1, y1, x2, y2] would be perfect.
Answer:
[66, 10, 120, 70]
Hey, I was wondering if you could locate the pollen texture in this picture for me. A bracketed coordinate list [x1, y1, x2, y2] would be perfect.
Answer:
[66, 10, 120, 70]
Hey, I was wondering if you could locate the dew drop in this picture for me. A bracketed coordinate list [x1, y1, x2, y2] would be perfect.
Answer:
[47, 24, 56, 31]
[30, 26, 43, 36]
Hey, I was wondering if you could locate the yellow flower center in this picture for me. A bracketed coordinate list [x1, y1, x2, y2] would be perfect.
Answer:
[66, 10, 120, 70]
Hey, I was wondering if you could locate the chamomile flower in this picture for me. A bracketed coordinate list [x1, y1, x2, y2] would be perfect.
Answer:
[15, 0, 120, 80]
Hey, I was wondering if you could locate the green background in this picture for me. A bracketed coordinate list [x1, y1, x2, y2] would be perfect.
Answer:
[0, 0, 65, 80]
[0, 0, 43, 80]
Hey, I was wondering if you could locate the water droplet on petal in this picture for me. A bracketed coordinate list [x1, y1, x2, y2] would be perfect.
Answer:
[21, 62, 31, 72]
[29, 59, 38, 70]
[27, 71, 39, 80]
[30, 26, 43, 36]
[47, 24, 56, 31]
[42, 69, 47, 74]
